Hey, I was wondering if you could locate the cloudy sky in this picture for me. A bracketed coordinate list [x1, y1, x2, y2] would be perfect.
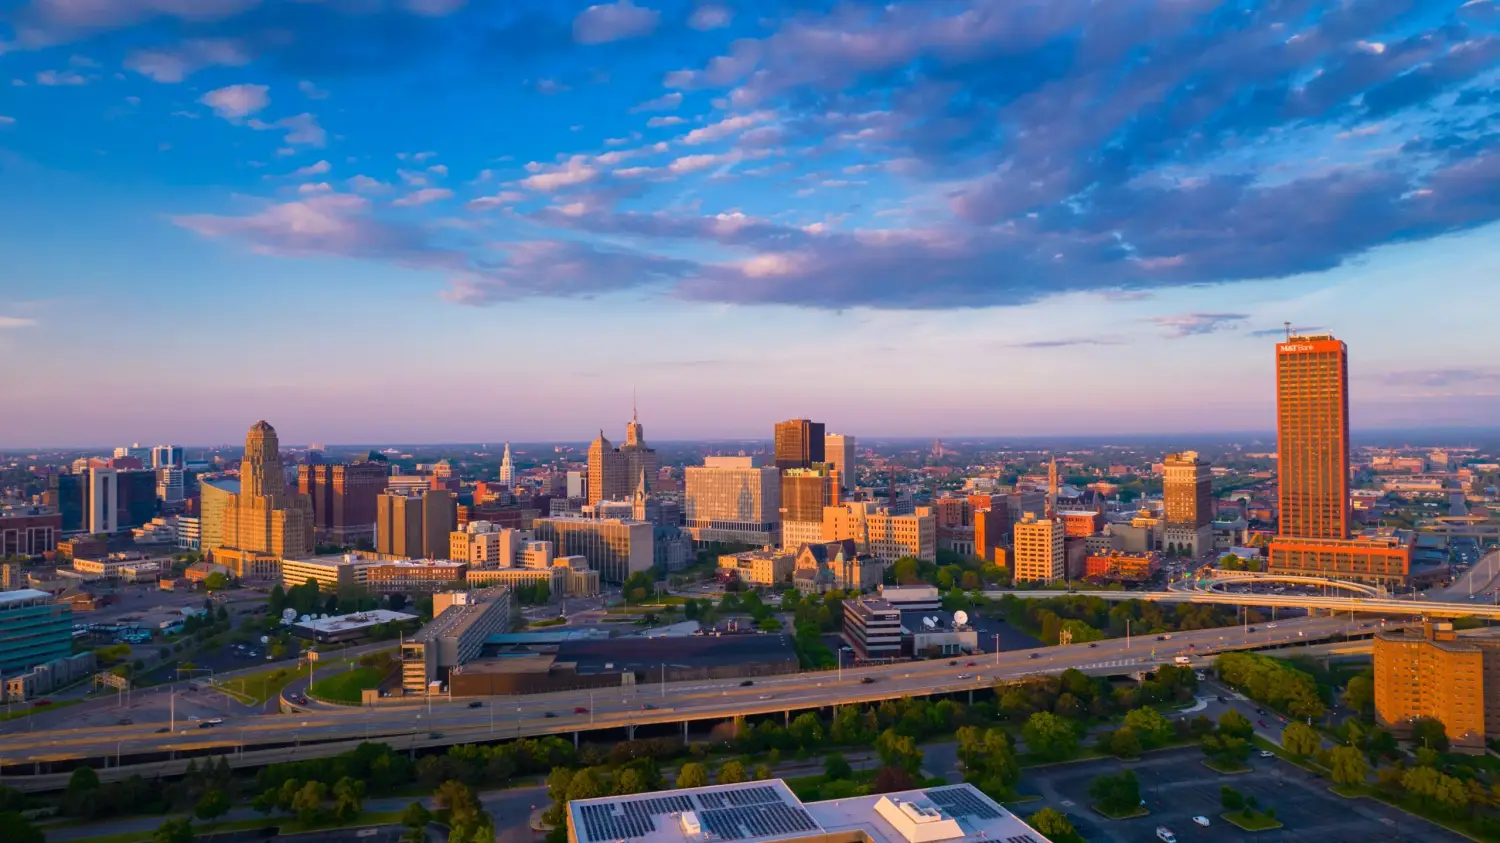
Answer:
[2, 0, 1499, 447]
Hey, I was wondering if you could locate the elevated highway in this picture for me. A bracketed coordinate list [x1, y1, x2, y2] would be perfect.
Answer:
[0, 615, 1370, 789]
[986, 581, 1500, 619]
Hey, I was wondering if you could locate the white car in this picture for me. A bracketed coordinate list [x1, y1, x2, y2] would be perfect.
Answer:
[1192, 816, 1210, 827]
[1260, 750, 1275, 758]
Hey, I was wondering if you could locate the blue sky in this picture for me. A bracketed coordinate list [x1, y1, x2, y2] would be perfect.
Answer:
[2, 0, 1499, 447]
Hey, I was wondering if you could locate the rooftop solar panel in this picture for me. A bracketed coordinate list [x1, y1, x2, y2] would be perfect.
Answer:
[924, 787, 1002, 819]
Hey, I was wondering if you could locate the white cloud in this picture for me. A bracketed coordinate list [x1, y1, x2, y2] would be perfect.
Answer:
[647, 115, 685, 127]
[688, 3, 732, 30]
[669, 151, 739, 174]
[298, 182, 333, 194]
[428, 164, 449, 176]
[518, 157, 598, 191]
[392, 188, 454, 207]
[467, 191, 527, 211]
[347, 175, 389, 192]
[36, 69, 87, 86]
[125, 38, 248, 83]
[631, 92, 682, 112]
[574, 0, 661, 45]
[201, 83, 269, 120]
[248, 112, 327, 146]
[292, 159, 331, 177]
[298, 80, 329, 99]
[682, 111, 771, 145]
[0, 316, 36, 328]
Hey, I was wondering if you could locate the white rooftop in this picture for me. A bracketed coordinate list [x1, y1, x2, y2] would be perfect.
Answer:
[0, 588, 54, 607]
[567, 780, 1050, 843]
[292, 609, 418, 633]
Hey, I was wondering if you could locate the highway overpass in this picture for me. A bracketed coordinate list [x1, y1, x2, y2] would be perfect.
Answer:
[984, 585, 1500, 619]
[0, 615, 1372, 789]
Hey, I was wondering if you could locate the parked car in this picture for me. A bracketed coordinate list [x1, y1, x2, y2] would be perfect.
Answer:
[1260, 750, 1275, 758]
[1192, 816, 1210, 827]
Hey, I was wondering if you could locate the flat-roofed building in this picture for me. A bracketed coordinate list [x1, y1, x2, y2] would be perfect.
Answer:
[532, 516, 652, 585]
[401, 587, 512, 694]
[844, 598, 903, 661]
[365, 560, 467, 593]
[823, 502, 935, 563]
[0, 505, 60, 559]
[281, 554, 374, 591]
[565, 778, 1045, 843]
[1083, 550, 1161, 582]
[1013, 514, 1064, 585]
[684, 457, 781, 547]
[718, 549, 796, 587]
[0, 589, 73, 683]
[825, 432, 856, 492]
[449, 520, 510, 567]
[1374, 622, 1497, 753]
[467, 565, 567, 599]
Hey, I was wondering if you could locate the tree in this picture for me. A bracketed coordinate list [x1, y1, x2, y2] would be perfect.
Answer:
[1221, 786, 1244, 812]
[1122, 707, 1173, 748]
[616, 769, 648, 795]
[67, 767, 100, 794]
[717, 760, 747, 784]
[1281, 721, 1320, 757]
[153, 818, 195, 843]
[204, 572, 229, 592]
[1104, 727, 1142, 759]
[1344, 674, 1375, 715]
[677, 762, 710, 788]
[1329, 746, 1370, 787]
[331, 777, 365, 822]
[291, 780, 328, 825]
[1088, 770, 1141, 815]
[875, 729, 924, 774]
[194, 789, 231, 825]
[1022, 712, 1079, 761]
[1218, 710, 1254, 740]
[824, 754, 853, 781]
[1401, 766, 1470, 814]
[1411, 717, 1449, 752]
[1028, 808, 1079, 843]
[401, 802, 432, 843]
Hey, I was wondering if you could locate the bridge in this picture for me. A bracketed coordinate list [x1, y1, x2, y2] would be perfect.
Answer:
[0, 615, 1368, 789]
[985, 585, 1500, 619]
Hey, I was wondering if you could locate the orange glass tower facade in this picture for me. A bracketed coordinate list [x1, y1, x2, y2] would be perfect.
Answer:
[1268, 335, 1410, 583]
[1275, 336, 1350, 539]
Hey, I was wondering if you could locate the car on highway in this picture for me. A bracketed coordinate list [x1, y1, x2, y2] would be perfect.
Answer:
[574, 706, 589, 714]
[758, 694, 774, 700]
[1088, 642, 1098, 648]
[740, 680, 754, 686]
[1155, 635, 1166, 641]
[948, 661, 958, 666]
[641, 703, 657, 710]
[155, 727, 169, 733]
[860, 677, 876, 684]
[966, 661, 976, 666]
[543, 712, 558, 718]
[427, 732, 443, 739]
[957, 674, 971, 680]
[1028, 652, 1040, 659]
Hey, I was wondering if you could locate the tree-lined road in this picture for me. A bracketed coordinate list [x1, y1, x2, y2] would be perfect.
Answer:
[0, 614, 1369, 785]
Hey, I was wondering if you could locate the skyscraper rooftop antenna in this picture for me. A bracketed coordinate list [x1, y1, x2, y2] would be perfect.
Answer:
[633, 386, 638, 422]
[1284, 320, 1292, 340]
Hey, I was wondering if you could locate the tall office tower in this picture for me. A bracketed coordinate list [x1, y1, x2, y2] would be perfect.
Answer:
[1162, 451, 1213, 557]
[50, 472, 86, 532]
[199, 477, 238, 556]
[117, 469, 158, 528]
[218, 421, 316, 571]
[824, 433, 856, 492]
[774, 419, 825, 471]
[587, 432, 627, 506]
[1275, 336, 1350, 539]
[377, 493, 424, 558]
[619, 410, 659, 495]
[156, 467, 185, 504]
[498, 443, 516, 486]
[1268, 335, 1409, 582]
[422, 490, 457, 559]
[780, 465, 839, 550]
[566, 470, 587, 499]
[87, 467, 118, 534]
[298, 461, 389, 546]
[152, 445, 185, 469]
[683, 456, 782, 546]
[1013, 513, 1065, 585]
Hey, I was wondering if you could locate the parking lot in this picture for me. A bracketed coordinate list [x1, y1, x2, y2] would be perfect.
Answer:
[1019, 746, 1470, 843]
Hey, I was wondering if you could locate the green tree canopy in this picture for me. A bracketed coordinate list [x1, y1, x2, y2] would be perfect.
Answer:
[1022, 712, 1079, 761]
[1281, 721, 1319, 757]
[1088, 770, 1141, 815]
[676, 763, 709, 789]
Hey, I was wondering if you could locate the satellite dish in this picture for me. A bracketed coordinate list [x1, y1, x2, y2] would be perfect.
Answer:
[300, 614, 311, 623]
[281, 608, 297, 621]
[923, 617, 936, 629]
[260, 635, 269, 644]
[954, 610, 970, 626]
[320, 613, 329, 620]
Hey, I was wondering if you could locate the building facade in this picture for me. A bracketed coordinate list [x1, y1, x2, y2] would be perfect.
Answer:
[0, 589, 73, 683]
[822, 502, 935, 563]
[298, 461, 388, 546]
[824, 433, 856, 492]
[683, 457, 782, 546]
[365, 560, 467, 593]
[774, 418, 825, 471]
[1374, 622, 1494, 752]
[1013, 514, 1065, 584]
[401, 588, 512, 694]
[1268, 336, 1411, 582]
[216, 422, 316, 568]
[0, 506, 60, 558]
[531, 517, 653, 585]
[1163, 451, 1213, 557]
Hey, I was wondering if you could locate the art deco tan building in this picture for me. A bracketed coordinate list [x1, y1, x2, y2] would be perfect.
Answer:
[1163, 451, 1213, 557]
[587, 413, 658, 506]
[213, 421, 314, 579]
[1374, 622, 1497, 753]
[1013, 513, 1065, 584]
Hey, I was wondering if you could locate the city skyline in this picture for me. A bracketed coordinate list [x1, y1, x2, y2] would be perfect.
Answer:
[3, 1, 1500, 445]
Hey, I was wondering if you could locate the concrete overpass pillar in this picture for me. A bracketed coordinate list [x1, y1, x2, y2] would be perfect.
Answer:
[628, 724, 636, 740]
[784, 711, 789, 727]
[683, 720, 688, 741]
[573, 731, 579, 750]
[968, 690, 974, 705]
